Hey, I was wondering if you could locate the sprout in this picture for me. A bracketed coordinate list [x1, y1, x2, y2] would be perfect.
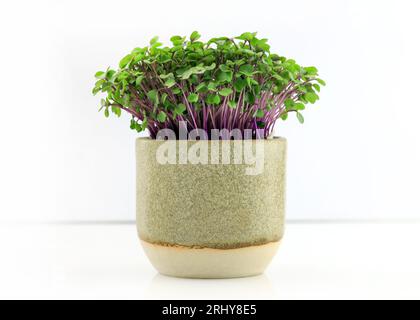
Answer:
[93, 31, 325, 139]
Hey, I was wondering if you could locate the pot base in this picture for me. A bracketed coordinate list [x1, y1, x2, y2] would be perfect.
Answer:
[141, 240, 280, 279]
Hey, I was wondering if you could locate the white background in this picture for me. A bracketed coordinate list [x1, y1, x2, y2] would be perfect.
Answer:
[1, 0, 420, 301]
[1, 0, 420, 222]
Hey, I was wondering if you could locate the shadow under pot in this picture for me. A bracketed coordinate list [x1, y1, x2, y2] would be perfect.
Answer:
[136, 137, 287, 279]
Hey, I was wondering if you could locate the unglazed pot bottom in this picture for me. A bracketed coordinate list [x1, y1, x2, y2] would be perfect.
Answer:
[141, 240, 281, 279]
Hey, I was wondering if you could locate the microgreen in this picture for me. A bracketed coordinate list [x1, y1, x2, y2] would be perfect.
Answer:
[93, 32, 325, 139]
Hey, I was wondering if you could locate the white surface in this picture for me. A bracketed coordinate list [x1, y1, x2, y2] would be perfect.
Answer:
[1, 0, 420, 222]
[1, 222, 419, 300]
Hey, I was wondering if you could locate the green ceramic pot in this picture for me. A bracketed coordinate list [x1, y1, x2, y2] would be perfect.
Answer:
[136, 137, 287, 278]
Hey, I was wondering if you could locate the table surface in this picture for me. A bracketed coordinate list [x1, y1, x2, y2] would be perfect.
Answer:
[1, 222, 419, 300]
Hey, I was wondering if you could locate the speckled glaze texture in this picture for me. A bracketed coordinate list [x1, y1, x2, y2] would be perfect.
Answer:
[136, 138, 287, 250]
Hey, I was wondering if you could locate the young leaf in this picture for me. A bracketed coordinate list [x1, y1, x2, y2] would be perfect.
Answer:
[304, 66, 318, 75]
[174, 103, 186, 116]
[149, 36, 159, 45]
[295, 103, 305, 110]
[170, 35, 184, 46]
[255, 109, 265, 118]
[239, 64, 253, 76]
[304, 92, 319, 104]
[284, 98, 295, 110]
[159, 73, 174, 79]
[296, 111, 304, 124]
[207, 82, 218, 92]
[135, 122, 141, 132]
[119, 54, 133, 68]
[234, 78, 247, 91]
[161, 93, 168, 104]
[92, 86, 101, 95]
[95, 71, 105, 79]
[157, 111, 167, 123]
[190, 31, 201, 42]
[235, 32, 256, 41]
[196, 83, 208, 93]
[316, 78, 326, 86]
[215, 71, 233, 83]
[206, 94, 221, 105]
[219, 88, 233, 97]
[147, 90, 159, 105]
[164, 78, 176, 88]
[188, 93, 199, 103]
[228, 101, 237, 109]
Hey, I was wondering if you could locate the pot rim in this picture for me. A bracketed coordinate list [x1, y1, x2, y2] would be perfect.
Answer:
[136, 136, 286, 143]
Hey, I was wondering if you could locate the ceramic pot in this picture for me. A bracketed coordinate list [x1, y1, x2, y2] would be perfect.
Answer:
[136, 137, 286, 278]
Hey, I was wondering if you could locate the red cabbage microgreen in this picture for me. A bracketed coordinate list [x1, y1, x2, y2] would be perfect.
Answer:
[93, 32, 325, 139]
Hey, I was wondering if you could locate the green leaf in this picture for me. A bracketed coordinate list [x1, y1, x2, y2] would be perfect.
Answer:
[304, 66, 318, 75]
[112, 105, 122, 117]
[95, 71, 105, 79]
[119, 54, 133, 68]
[157, 111, 167, 123]
[316, 78, 326, 86]
[204, 63, 216, 71]
[296, 111, 304, 124]
[164, 78, 176, 88]
[190, 31, 201, 42]
[280, 113, 288, 121]
[105, 70, 116, 80]
[239, 64, 253, 76]
[188, 93, 199, 103]
[255, 109, 265, 118]
[134, 118, 147, 132]
[207, 82, 218, 92]
[304, 92, 319, 104]
[149, 36, 159, 45]
[179, 65, 208, 79]
[104, 108, 109, 118]
[234, 78, 247, 91]
[284, 98, 295, 109]
[235, 32, 257, 41]
[295, 103, 305, 110]
[215, 71, 233, 83]
[219, 88, 233, 97]
[92, 86, 101, 95]
[245, 92, 255, 105]
[159, 73, 174, 79]
[122, 94, 130, 107]
[147, 90, 159, 105]
[219, 64, 231, 72]
[174, 103, 186, 116]
[228, 101, 237, 109]
[196, 83, 208, 93]
[257, 121, 265, 128]
[135, 76, 143, 87]
[206, 94, 221, 105]
[255, 39, 270, 52]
